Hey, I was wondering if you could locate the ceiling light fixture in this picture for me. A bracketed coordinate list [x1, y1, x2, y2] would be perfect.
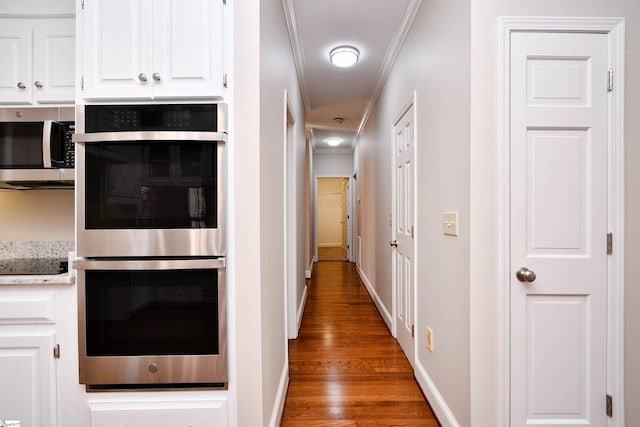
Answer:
[325, 138, 343, 147]
[330, 46, 359, 68]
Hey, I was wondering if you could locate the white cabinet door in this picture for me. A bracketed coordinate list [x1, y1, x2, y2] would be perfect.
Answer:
[33, 19, 76, 104]
[151, 0, 224, 99]
[83, 0, 153, 100]
[0, 21, 32, 104]
[0, 18, 75, 106]
[82, 0, 223, 101]
[0, 333, 58, 427]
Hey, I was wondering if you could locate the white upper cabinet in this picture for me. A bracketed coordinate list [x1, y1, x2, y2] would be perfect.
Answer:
[82, 0, 224, 101]
[0, 18, 75, 105]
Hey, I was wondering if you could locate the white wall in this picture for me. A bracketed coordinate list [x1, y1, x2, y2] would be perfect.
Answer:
[314, 150, 353, 177]
[355, 1, 472, 425]
[233, 0, 305, 424]
[0, 190, 74, 241]
[469, 2, 640, 426]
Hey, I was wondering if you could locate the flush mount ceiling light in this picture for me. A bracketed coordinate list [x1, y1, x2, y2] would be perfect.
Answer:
[325, 138, 343, 146]
[330, 46, 359, 68]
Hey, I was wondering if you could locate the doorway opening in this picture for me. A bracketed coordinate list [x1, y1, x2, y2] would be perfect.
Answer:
[316, 177, 350, 262]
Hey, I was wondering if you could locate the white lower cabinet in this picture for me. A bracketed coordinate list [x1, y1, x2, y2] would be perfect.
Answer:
[0, 286, 68, 427]
[0, 333, 57, 427]
[88, 397, 228, 427]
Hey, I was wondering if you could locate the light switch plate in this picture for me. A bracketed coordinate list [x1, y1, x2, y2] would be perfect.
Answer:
[443, 211, 459, 236]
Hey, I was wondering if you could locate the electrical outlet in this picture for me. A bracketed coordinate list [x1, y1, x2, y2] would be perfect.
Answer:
[426, 327, 434, 352]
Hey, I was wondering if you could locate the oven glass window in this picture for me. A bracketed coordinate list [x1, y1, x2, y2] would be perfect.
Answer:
[85, 269, 219, 356]
[0, 122, 45, 168]
[85, 142, 217, 229]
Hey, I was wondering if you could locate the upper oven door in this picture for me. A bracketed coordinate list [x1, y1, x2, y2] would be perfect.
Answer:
[74, 130, 226, 258]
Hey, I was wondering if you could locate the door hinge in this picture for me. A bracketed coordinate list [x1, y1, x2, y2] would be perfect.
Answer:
[607, 232, 613, 255]
[81, 76, 84, 91]
[53, 344, 60, 359]
[223, 0, 227, 4]
[411, 325, 415, 338]
[223, 73, 228, 88]
[606, 394, 613, 417]
[81, 0, 85, 9]
[608, 68, 614, 92]
[411, 226, 414, 238]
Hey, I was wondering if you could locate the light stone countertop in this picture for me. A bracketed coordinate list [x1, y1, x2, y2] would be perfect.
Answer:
[0, 241, 75, 286]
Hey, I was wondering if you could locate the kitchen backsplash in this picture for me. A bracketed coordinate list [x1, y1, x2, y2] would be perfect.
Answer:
[0, 240, 74, 259]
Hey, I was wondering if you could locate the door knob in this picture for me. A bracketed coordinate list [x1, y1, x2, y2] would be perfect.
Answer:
[515, 267, 536, 283]
[389, 240, 398, 248]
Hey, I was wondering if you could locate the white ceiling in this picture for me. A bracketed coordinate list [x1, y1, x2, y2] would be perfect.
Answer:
[283, 0, 422, 151]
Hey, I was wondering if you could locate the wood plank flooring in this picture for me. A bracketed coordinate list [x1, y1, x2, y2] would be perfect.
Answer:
[281, 262, 439, 426]
[318, 246, 348, 261]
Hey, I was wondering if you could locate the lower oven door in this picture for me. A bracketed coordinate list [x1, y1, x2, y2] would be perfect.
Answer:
[75, 257, 226, 387]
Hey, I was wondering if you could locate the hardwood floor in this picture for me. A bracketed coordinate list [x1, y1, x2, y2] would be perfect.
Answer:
[281, 262, 439, 426]
[318, 246, 348, 261]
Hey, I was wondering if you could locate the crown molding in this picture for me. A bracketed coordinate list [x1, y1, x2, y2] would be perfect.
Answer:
[356, 0, 423, 136]
[281, 0, 311, 112]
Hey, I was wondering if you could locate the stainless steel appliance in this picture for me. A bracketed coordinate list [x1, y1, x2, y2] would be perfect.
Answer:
[0, 107, 75, 184]
[75, 257, 227, 388]
[74, 104, 226, 258]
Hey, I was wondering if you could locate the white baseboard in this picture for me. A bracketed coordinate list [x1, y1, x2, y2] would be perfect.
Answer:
[356, 265, 392, 332]
[268, 361, 290, 427]
[414, 359, 459, 427]
[296, 284, 308, 333]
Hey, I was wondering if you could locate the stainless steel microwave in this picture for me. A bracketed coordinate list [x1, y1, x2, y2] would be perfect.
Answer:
[0, 107, 75, 183]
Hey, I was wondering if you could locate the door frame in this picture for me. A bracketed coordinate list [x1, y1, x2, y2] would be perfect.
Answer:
[497, 17, 625, 426]
[284, 90, 299, 339]
[314, 175, 353, 262]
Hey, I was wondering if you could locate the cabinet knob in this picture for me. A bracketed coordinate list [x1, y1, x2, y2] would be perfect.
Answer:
[138, 73, 148, 82]
[152, 72, 161, 81]
[17, 82, 26, 90]
[34, 80, 43, 88]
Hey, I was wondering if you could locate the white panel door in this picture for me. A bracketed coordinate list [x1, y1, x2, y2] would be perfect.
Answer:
[151, 0, 224, 99]
[33, 19, 75, 104]
[0, 333, 57, 427]
[0, 21, 32, 104]
[392, 102, 415, 365]
[83, 0, 153, 100]
[510, 32, 608, 427]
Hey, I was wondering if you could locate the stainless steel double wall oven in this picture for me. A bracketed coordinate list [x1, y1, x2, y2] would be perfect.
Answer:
[74, 103, 227, 389]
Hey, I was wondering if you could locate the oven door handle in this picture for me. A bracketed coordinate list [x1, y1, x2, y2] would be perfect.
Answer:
[72, 131, 227, 143]
[74, 258, 226, 270]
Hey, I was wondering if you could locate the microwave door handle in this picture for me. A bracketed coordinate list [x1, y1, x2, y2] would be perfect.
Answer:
[42, 120, 53, 168]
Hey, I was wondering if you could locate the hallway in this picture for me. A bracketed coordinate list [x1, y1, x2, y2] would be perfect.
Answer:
[281, 262, 439, 426]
